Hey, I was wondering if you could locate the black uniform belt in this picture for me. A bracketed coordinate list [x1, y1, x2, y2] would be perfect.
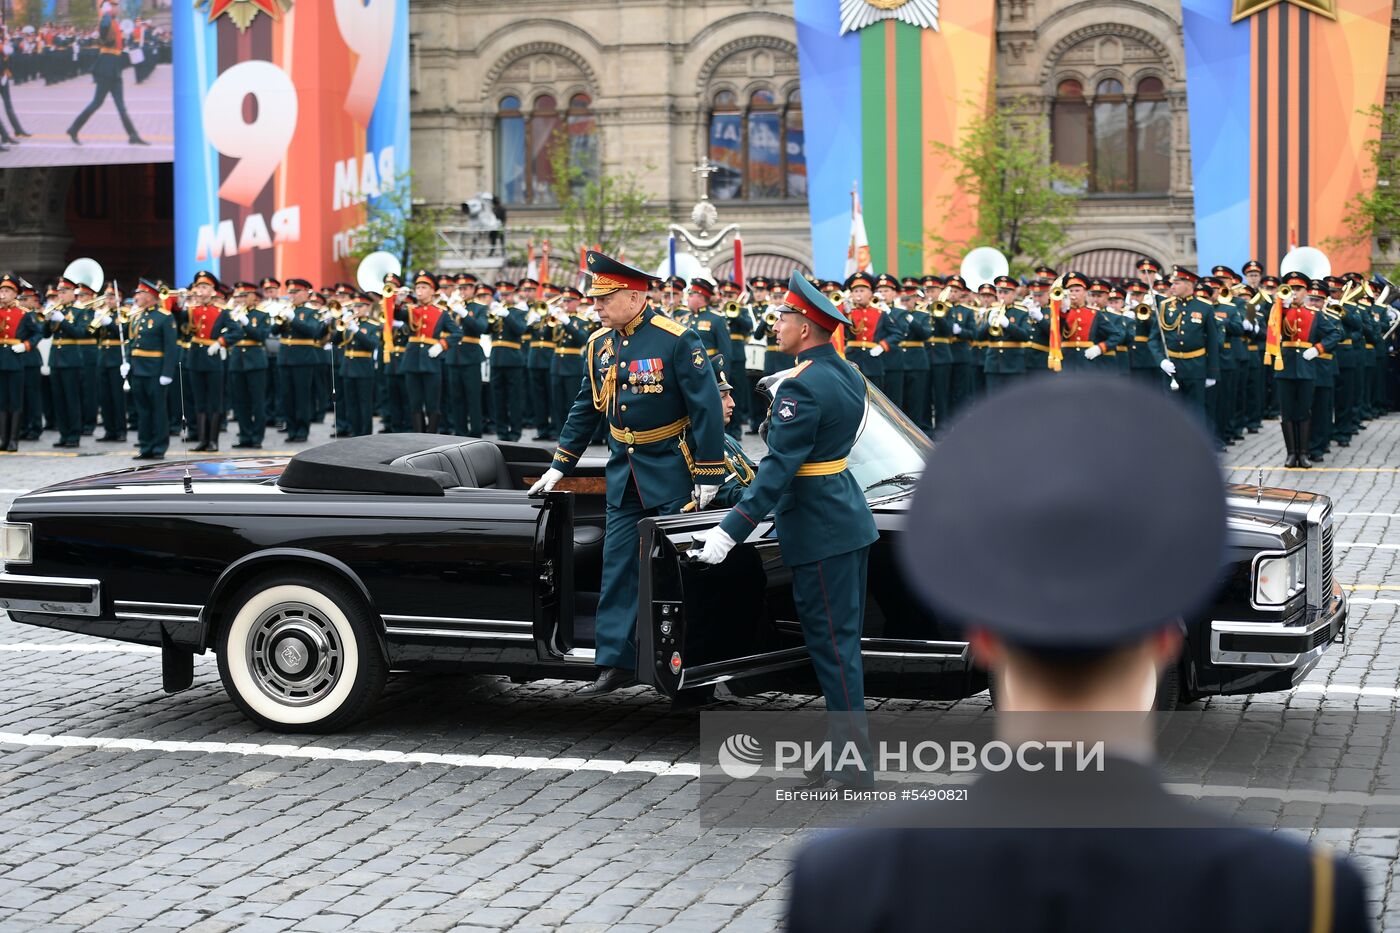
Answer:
[610, 417, 689, 446]
[130, 349, 164, 358]
[1167, 348, 1206, 359]
[53, 339, 96, 346]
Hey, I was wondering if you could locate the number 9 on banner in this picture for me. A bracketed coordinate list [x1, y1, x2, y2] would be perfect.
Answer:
[203, 60, 299, 208]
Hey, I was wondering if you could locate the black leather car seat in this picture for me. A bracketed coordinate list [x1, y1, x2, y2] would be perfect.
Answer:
[392, 441, 512, 490]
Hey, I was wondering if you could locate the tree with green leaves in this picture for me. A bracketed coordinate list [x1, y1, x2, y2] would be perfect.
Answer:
[546, 134, 665, 271]
[348, 171, 452, 277]
[922, 97, 1086, 277]
[1325, 101, 1400, 279]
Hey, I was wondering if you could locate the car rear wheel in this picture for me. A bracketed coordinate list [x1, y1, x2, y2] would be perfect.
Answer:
[217, 573, 386, 733]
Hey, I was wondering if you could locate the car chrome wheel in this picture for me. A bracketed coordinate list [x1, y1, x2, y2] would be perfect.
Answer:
[246, 602, 343, 707]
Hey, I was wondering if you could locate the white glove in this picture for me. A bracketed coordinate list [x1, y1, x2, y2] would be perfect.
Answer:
[526, 311, 541, 326]
[1083, 345, 1102, 361]
[280, 306, 296, 321]
[232, 310, 248, 325]
[1027, 306, 1044, 322]
[346, 321, 359, 335]
[40, 365, 50, 376]
[1205, 378, 1217, 388]
[159, 375, 172, 386]
[47, 309, 63, 323]
[119, 362, 130, 377]
[1302, 347, 1319, 360]
[93, 312, 113, 328]
[951, 323, 962, 335]
[527, 467, 564, 497]
[9, 343, 24, 355]
[692, 527, 736, 565]
[490, 306, 508, 319]
[393, 318, 406, 329]
[1159, 359, 1176, 376]
[206, 342, 221, 357]
[869, 344, 884, 358]
[694, 484, 718, 511]
[427, 343, 444, 359]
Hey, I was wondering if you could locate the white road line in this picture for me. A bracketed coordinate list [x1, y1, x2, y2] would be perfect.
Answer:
[1293, 683, 1400, 699]
[1336, 542, 1400, 549]
[1347, 598, 1400, 605]
[0, 731, 701, 777]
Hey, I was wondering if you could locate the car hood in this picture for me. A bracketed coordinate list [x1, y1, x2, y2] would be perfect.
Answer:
[24, 456, 290, 496]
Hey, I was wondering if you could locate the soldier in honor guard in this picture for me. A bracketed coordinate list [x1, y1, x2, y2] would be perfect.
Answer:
[223, 282, 269, 448]
[396, 270, 455, 435]
[1305, 281, 1343, 465]
[1104, 286, 1131, 375]
[1198, 275, 1237, 448]
[659, 276, 684, 319]
[980, 274, 1029, 393]
[127, 280, 176, 460]
[750, 278, 794, 435]
[926, 276, 956, 435]
[789, 375, 1371, 933]
[275, 278, 325, 443]
[17, 284, 43, 442]
[944, 276, 979, 412]
[1363, 283, 1391, 417]
[184, 271, 242, 452]
[721, 279, 754, 440]
[1149, 266, 1219, 420]
[897, 282, 932, 429]
[446, 282, 489, 438]
[378, 272, 409, 433]
[1266, 273, 1335, 467]
[1057, 273, 1119, 371]
[693, 271, 878, 788]
[89, 285, 125, 442]
[529, 250, 726, 697]
[1256, 273, 1282, 422]
[259, 277, 284, 432]
[526, 280, 557, 441]
[487, 279, 528, 442]
[548, 287, 589, 438]
[338, 292, 381, 438]
[0, 274, 39, 451]
[681, 278, 730, 384]
[1124, 281, 1159, 387]
[44, 276, 90, 448]
[843, 271, 899, 391]
[874, 274, 906, 407]
[1084, 279, 1120, 371]
[1330, 275, 1365, 448]
[72, 281, 101, 436]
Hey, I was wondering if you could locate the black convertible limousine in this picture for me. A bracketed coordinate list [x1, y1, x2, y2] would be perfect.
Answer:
[0, 388, 1346, 732]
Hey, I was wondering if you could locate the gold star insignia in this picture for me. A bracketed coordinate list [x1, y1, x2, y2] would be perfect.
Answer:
[200, 0, 289, 32]
[1232, 0, 1335, 23]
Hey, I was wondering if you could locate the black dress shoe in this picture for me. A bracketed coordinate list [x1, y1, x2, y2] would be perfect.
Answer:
[577, 667, 637, 696]
[67, 128, 81, 145]
[96, 434, 124, 442]
[801, 765, 829, 788]
[232, 441, 255, 449]
[128, 135, 149, 146]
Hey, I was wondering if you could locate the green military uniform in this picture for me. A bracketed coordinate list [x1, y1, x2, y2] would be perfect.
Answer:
[127, 281, 178, 459]
[1332, 295, 1363, 445]
[979, 303, 1030, 394]
[1306, 304, 1342, 463]
[549, 297, 590, 436]
[489, 298, 529, 441]
[44, 279, 91, 447]
[1147, 268, 1220, 419]
[898, 304, 932, 431]
[752, 308, 794, 432]
[527, 309, 557, 441]
[447, 295, 488, 438]
[229, 290, 271, 448]
[339, 305, 382, 437]
[681, 280, 731, 384]
[20, 296, 44, 441]
[946, 301, 977, 413]
[1207, 288, 1241, 446]
[92, 303, 126, 442]
[548, 252, 725, 680]
[723, 298, 754, 439]
[927, 301, 955, 438]
[713, 272, 878, 786]
[1125, 291, 1161, 389]
[711, 433, 757, 508]
[277, 279, 328, 443]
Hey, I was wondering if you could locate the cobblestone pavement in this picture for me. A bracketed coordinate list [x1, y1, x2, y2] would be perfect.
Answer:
[0, 415, 1399, 931]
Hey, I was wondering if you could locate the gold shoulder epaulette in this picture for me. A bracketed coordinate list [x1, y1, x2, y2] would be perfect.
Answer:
[587, 327, 612, 343]
[791, 359, 814, 378]
[649, 315, 687, 337]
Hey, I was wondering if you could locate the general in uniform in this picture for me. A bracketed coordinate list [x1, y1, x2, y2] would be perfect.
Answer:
[695, 272, 878, 787]
[530, 251, 726, 696]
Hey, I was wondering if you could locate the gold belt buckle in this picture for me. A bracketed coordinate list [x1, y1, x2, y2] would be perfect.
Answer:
[622, 429, 636, 445]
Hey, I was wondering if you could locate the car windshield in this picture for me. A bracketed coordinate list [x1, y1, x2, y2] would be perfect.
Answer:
[849, 383, 930, 499]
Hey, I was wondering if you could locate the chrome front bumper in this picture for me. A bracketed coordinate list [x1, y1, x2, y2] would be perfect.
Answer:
[1209, 585, 1347, 674]
[0, 572, 102, 617]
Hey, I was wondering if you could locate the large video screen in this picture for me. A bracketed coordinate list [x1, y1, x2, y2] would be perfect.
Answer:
[0, 0, 172, 168]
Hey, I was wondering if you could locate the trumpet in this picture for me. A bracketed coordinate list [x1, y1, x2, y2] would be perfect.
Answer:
[158, 286, 186, 302]
[762, 307, 782, 327]
[1277, 284, 1294, 304]
[826, 289, 847, 308]
[1134, 302, 1154, 321]
[1217, 285, 1233, 302]
[721, 300, 743, 318]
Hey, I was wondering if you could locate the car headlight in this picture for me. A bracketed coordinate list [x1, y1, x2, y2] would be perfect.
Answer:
[0, 522, 31, 566]
[1254, 547, 1304, 606]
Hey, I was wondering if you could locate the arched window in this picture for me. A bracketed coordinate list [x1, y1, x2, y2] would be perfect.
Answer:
[1134, 77, 1170, 194]
[1051, 79, 1088, 193]
[496, 95, 526, 204]
[1050, 73, 1172, 195]
[786, 89, 806, 198]
[1093, 78, 1129, 193]
[527, 94, 561, 204]
[566, 93, 599, 190]
[707, 86, 806, 201]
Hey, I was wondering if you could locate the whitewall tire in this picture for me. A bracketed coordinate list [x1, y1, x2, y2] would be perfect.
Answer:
[217, 573, 386, 732]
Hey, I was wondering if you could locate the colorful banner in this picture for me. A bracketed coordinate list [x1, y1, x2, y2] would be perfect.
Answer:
[174, 0, 409, 287]
[794, 0, 995, 279]
[1183, 0, 1390, 273]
